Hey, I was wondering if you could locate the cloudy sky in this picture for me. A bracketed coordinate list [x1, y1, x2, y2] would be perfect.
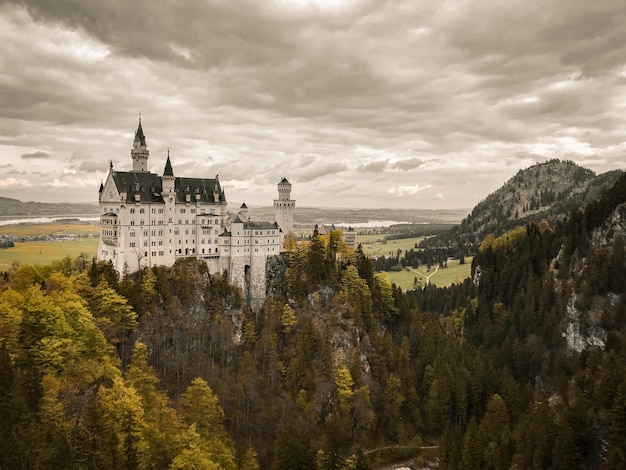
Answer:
[1, 0, 626, 209]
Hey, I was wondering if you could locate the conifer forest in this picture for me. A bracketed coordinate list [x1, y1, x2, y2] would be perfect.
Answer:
[4, 173, 626, 469]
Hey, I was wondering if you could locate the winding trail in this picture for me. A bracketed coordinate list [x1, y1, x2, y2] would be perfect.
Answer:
[410, 265, 439, 286]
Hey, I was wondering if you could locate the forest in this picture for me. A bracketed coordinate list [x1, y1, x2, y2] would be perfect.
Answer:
[3, 173, 626, 469]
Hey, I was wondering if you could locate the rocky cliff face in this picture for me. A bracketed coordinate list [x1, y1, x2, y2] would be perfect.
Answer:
[558, 203, 626, 353]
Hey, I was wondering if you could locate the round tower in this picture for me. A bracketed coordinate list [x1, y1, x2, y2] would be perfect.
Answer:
[274, 177, 295, 234]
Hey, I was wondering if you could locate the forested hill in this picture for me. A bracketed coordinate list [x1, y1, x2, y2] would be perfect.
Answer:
[423, 159, 622, 252]
[3, 172, 626, 468]
[0, 196, 98, 216]
[408, 170, 626, 468]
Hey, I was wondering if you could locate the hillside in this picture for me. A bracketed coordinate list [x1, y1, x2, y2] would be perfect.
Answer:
[423, 159, 623, 251]
[0, 196, 98, 217]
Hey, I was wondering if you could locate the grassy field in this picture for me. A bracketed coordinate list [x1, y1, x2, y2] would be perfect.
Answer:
[384, 257, 473, 291]
[0, 239, 99, 269]
[0, 223, 99, 237]
[360, 235, 425, 257]
[0, 223, 99, 269]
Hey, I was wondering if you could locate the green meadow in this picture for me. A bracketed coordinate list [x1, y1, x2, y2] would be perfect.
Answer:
[384, 257, 473, 291]
[357, 235, 472, 289]
[359, 235, 425, 257]
[0, 223, 99, 269]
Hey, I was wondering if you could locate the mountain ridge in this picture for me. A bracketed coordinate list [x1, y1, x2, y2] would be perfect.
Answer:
[423, 159, 623, 251]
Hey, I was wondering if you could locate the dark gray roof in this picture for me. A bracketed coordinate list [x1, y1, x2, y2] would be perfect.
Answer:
[110, 171, 226, 204]
[243, 221, 279, 230]
[280, 177, 290, 184]
[163, 154, 174, 177]
[134, 121, 147, 147]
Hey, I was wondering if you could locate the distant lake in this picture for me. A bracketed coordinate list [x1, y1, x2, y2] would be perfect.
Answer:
[0, 215, 100, 226]
[333, 220, 412, 228]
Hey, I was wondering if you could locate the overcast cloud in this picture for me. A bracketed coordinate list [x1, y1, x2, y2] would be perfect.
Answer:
[1, 0, 625, 209]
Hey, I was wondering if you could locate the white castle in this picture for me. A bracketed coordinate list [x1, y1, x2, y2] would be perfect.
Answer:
[97, 119, 295, 309]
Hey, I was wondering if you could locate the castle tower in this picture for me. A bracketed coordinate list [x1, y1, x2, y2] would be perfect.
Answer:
[274, 177, 295, 235]
[162, 151, 176, 266]
[131, 117, 149, 172]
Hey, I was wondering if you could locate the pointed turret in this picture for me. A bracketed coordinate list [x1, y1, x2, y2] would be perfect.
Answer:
[240, 202, 249, 219]
[134, 117, 147, 147]
[162, 149, 175, 195]
[131, 116, 150, 172]
[163, 149, 174, 176]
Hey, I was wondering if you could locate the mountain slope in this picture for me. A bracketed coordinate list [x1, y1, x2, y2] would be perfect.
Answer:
[0, 196, 98, 217]
[424, 159, 623, 251]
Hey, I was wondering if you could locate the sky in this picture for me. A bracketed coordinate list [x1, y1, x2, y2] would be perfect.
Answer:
[1, 0, 626, 210]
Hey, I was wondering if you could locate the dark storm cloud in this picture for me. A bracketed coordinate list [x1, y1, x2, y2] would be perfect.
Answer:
[392, 158, 427, 171]
[2, 0, 626, 209]
[21, 151, 49, 159]
[295, 162, 349, 183]
[359, 160, 387, 172]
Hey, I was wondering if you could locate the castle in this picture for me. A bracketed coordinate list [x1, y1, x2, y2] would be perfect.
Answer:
[97, 119, 295, 309]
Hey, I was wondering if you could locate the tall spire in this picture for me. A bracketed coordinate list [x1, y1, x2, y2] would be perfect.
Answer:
[164, 148, 174, 177]
[134, 115, 147, 147]
[131, 115, 149, 172]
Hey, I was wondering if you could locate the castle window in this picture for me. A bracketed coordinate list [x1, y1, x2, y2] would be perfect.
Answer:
[144, 230, 148, 237]
[151, 230, 156, 236]
[130, 220, 135, 225]
[215, 219, 218, 224]
[130, 242, 135, 247]
[130, 208, 135, 214]
[140, 208, 145, 214]
[143, 241, 148, 247]
[180, 208, 186, 214]
[159, 251, 164, 256]
[158, 208, 163, 214]
[130, 231, 135, 237]
[190, 208, 196, 214]
[140, 220, 144, 226]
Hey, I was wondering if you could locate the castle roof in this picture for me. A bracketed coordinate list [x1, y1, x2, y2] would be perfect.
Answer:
[110, 171, 226, 204]
[280, 177, 290, 184]
[163, 152, 174, 177]
[134, 119, 147, 147]
[243, 221, 278, 230]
